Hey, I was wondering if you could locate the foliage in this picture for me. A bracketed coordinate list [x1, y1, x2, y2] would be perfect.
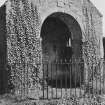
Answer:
[82, 0, 102, 82]
[6, 0, 42, 98]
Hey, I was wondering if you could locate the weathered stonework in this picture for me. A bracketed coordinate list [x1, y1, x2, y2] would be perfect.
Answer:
[0, 0, 103, 99]
[81, 0, 103, 82]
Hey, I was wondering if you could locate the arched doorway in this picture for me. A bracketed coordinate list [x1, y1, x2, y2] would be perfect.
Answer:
[40, 12, 83, 88]
[41, 17, 72, 63]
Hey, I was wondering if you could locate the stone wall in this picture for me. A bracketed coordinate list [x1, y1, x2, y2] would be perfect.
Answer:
[82, 0, 103, 82]
[0, 0, 103, 98]
[33, 0, 103, 81]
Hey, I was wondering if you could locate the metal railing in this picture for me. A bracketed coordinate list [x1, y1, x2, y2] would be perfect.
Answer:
[40, 60, 84, 99]
[40, 59, 105, 99]
[1, 58, 105, 100]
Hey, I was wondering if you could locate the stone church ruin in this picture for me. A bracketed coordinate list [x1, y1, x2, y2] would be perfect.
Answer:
[0, 0, 104, 99]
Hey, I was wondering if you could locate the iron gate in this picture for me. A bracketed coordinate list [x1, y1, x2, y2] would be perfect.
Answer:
[5, 58, 105, 99]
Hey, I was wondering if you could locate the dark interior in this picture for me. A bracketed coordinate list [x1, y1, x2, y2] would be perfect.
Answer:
[41, 17, 72, 63]
[40, 17, 81, 88]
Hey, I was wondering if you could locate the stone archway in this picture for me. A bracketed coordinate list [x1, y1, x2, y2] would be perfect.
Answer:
[41, 12, 82, 60]
[40, 12, 83, 88]
[41, 12, 82, 61]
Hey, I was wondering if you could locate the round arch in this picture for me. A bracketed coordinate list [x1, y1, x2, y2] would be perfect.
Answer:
[40, 12, 83, 88]
[41, 12, 82, 61]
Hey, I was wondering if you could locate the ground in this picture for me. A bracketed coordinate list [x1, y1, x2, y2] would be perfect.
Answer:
[1, 88, 105, 105]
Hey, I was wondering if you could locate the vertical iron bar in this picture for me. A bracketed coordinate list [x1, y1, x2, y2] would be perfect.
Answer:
[96, 64, 98, 95]
[92, 62, 94, 97]
[99, 60, 102, 94]
[60, 60, 62, 98]
[88, 66, 90, 98]
[65, 60, 67, 93]
[5, 64, 6, 94]
[102, 61, 104, 94]
[21, 63, 22, 98]
[56, 62, 57, 99]
[93, 64, 94, 96]
[82, 60, 85, 98]
[15, 64, 17, 95]
[99, 61, 101, 94]
[79, 61, 82, 97]
[70, 59, 72, 96]
[96, 75, 97, 95]
[1, 66, 2, 94]
[75, 59, 76, 97]
[51, 63, 53, 99]
[26, 63, 28, 96]
[24, 62, 26, 97]
[47, 64, 48, 99]
[103, 61, 105, 94]
[43, 64, 44, 99]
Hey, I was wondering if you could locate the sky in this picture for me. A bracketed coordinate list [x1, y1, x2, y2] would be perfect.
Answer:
[0, 0, 105, 36]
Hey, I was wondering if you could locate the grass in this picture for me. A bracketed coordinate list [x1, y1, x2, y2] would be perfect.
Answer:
[0, 87, 105, 105]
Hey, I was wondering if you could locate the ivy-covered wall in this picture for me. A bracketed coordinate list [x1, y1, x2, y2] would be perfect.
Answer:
[6, 0, 42, 99]
[82, 0, 103, 82]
